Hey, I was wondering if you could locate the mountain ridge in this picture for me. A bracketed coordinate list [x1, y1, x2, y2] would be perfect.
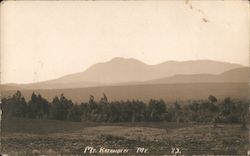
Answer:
[1, 58, 246, 90]
[46, 58, 243, 83]
[143, 67, 249, 85]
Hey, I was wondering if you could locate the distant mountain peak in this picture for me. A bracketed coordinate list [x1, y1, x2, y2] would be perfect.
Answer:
[2, 58, 244, 90]
[110, 57, 127, 61]
[105, 57, 146, 65]
[110, 57, 139, 61]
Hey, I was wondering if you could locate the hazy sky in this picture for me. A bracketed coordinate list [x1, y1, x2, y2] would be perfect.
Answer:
[1, 1, 249, 84]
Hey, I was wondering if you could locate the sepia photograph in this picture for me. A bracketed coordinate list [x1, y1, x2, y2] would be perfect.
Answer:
[0, 0, 249, 155]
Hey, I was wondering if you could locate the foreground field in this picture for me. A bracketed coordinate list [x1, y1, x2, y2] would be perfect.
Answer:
[1, 117, 249, 155]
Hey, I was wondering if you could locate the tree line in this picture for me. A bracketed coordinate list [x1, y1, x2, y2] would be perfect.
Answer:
[1, 91, 249, 127]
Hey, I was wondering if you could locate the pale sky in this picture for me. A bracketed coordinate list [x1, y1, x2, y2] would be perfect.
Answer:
[1, 1, 249, 84]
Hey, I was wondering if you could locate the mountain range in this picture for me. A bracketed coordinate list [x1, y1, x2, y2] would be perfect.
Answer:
[1, 57, 248, 90]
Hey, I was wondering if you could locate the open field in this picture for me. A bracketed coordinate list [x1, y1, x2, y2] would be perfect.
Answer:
[1, 117, 249, 155]
[2, 82, 249, 103]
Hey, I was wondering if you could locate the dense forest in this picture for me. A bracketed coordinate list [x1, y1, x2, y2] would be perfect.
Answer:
[1, 91, 249, 128]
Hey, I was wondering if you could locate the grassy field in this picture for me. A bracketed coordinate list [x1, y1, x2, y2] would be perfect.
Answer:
[1, 117, 249, 155]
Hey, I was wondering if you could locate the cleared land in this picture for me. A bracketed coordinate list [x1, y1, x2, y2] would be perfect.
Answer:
[1, 117, 248, 155]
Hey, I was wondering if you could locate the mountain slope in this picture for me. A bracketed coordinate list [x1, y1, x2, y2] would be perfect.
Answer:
[53, 57, 150, 83]
[145, 67, 249, 84]
[1, 58, 244, 90]
[53, 58, 242, 84]
[43, 58, 241, 83]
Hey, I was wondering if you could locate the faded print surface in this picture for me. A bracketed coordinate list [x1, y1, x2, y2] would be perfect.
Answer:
[0, 1, 249, 155]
